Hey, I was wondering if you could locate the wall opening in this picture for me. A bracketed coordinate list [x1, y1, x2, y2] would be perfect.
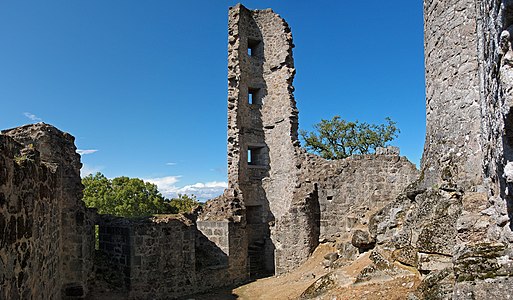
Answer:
[248, 87, 262, 105]
[247, 38, 261, 57]
[248, 145, 266, 166]
[246, 205, 262, 224]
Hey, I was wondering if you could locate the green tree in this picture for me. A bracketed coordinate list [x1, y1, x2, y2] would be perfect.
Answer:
[82, 172, 172, 217]
[168, 194, 201, 214]
[82, 173, 116, 214]
[300, 116, 399, 160]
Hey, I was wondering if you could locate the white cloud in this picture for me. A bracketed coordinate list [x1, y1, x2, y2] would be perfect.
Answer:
[81, 164, 104, 177]
[23, 112, 42, 122]
[77, 149, 98, 155]
[145, 176, 227, 202]
[165, 162, 177, 166]
[146, 175, 181, 188]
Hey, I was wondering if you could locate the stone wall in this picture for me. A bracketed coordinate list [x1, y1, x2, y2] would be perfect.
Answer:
[128, 216, 196, 299]
[97, 216, 132, 289]
[97, 215, 198, 299]
[96, 203, 248, 299]
[300, 149, 419, 240]
[227, 4, 300, 276]
[0, 123, 95, 299]
[196, 191, 249, 287]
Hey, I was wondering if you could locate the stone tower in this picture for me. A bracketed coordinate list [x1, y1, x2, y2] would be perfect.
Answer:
[421, 0, 484, 191]
[227, 4, 300, 276]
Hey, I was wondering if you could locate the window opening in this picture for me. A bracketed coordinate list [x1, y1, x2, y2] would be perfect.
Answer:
[248, 88, 262, 105]
[248, 146, 266, 166]
[248, 38, 261, 57]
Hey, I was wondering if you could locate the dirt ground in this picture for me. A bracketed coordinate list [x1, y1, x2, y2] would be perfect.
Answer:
[186, 243, 421, 300]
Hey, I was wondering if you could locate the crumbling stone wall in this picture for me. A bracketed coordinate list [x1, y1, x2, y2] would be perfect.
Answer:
[196, 191, 249, 286]
[0, 123, 95, 299]
[97, 215, 198, 299]
[227, 3, 300, 276]
[299, 149, 418, 240]
[97, 205, 248, 299]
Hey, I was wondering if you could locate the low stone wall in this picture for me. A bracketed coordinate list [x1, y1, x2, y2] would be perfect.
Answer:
[129, 216, 196, 299]
[303, 150, 419, 240]
[0, 123, 95, 299]
[97, 211, 248, 299]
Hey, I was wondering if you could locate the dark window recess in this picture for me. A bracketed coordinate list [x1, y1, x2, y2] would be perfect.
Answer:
[248, 146, 266, 166]
[248, 88, 262, 105]
[246, 205, 262, 224]
[248, 38, 261, 57]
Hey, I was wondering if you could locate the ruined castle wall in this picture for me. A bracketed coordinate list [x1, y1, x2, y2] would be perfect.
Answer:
[97, 209, 248, 299]
[227, 4, 422, 275]
[98, 215, 198, 299]
[479, 0, 504, 191]
[421, 0, 484, 190]
[365, 1, 513, 298]
[271, 149, 418, 273]
[0, 124, 95, 299]
[423, 0, 513, 262]
[196, 190, 249, 282]
[97, 216, 132, 288]
[126, 216, 196, 299]
[228, 5, 299, 225]
[0, 135, 62, 299]
[196, 219, 249, 289]
[300, 150, 419, 240]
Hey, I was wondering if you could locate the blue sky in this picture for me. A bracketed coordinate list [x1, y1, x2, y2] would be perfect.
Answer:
[0, 1, 425, 201]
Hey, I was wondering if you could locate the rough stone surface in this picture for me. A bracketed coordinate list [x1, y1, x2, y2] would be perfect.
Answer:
[0, 123, 95, 299]
[421, 0, 484, 191]
[351, 229, 375, 252]
[95, 194, 249, 299]
[365, 0, 513, 298]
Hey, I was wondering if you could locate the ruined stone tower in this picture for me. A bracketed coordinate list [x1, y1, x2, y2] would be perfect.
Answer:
[227, 4, 300, 276]
[227, 4, 419, 277]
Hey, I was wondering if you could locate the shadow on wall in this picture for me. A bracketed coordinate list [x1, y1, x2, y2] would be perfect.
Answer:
[238, 11, 277, 278]
[95, 214, 233, 298]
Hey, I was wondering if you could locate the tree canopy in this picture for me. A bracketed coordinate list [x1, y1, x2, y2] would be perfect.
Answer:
[168, 194, 200, 214]
[82, 173, 200, 217]
[300, 116, 399, 160]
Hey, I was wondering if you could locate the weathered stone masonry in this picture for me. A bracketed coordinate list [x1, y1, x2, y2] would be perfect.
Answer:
[0, 123, 95, 299]
[227, 4, 419, 276]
